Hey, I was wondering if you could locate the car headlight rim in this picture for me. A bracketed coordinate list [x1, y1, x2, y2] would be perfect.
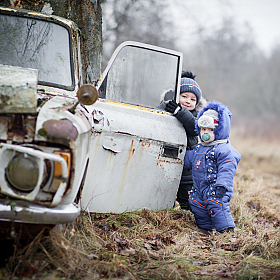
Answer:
[5, 153, 40, 192]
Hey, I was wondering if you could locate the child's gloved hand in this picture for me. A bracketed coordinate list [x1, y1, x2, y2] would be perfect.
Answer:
[166, 100, 182, 115]
[214, 186, 227, 198]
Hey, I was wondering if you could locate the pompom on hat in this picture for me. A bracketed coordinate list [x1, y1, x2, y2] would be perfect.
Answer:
[180, 70, 202, 104]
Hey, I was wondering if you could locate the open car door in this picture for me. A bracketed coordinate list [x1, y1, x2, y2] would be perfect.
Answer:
[80, 41, 186, 213]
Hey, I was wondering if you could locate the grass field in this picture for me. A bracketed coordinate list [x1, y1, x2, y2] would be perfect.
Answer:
[1, 131, 280, 279]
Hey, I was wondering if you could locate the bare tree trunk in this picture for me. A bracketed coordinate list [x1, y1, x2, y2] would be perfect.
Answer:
[0, 0, 102, 84]
[65, 0, 103, 85]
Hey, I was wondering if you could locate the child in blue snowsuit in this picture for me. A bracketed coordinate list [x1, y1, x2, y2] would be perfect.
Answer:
[184, 101, 241, 233]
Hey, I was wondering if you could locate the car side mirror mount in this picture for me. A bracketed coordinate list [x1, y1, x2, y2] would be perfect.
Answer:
[68, 84, 99, 114]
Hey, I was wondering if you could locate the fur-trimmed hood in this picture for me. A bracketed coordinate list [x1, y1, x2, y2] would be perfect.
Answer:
[195, 96, 208, 112]
[196, 101, 232, 141]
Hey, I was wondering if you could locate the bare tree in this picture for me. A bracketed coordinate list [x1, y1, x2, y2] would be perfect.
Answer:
[187, 19, 258, 99]
[101, 0, 176, 68]
[0, 0, 103, 84]
[265, 45, 280, 117]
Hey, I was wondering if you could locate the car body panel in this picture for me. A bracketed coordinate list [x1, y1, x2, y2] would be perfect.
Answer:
[81, 100, 186, 213]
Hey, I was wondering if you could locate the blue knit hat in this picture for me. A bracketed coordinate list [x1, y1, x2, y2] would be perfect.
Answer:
[180, 77, 202, 104]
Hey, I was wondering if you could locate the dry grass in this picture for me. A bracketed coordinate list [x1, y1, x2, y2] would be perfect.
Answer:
[1, 132, 280, 280]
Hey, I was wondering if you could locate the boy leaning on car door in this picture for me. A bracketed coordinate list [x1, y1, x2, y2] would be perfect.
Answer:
[157, 70, 207, 210]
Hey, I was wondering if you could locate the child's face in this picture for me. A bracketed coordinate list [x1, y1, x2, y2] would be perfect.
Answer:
[200, 127, 215, 143]
[179, 92, 197, 111]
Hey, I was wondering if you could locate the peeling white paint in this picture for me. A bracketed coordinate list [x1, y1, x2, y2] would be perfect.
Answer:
[102, 135, 124, 153]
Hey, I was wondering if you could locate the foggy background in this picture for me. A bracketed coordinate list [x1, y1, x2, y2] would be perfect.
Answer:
[101, 0, 280, 136]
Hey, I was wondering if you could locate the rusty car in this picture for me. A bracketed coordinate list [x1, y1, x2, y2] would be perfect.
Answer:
[0, 6, 187, 237]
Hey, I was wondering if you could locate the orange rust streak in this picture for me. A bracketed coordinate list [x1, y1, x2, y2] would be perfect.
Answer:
[128, 140, 135, 158]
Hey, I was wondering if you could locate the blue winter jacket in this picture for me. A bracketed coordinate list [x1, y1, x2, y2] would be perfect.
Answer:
[184, 143, 240, 200]
[184, 101, 241, 231]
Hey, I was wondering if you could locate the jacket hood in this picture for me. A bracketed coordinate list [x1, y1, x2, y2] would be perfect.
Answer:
[195, 96, 207, 111]
[196, 101, 232, 141]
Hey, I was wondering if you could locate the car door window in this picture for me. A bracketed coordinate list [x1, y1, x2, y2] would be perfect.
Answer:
[98, 42, 182, 108]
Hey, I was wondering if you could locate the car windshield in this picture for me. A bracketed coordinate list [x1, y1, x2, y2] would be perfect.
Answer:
[0, 13, 73, 89]
[99, 44, 181, 108]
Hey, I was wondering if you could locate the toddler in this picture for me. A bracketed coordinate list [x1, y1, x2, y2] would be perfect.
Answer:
[184, 101, 241, 233]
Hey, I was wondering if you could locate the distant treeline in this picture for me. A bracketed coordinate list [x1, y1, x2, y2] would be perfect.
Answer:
[101, 0, 280, 134]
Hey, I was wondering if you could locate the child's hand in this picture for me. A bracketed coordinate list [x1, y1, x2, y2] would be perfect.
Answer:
[214, 186, 227, 198]
[166, 100, 182, 115]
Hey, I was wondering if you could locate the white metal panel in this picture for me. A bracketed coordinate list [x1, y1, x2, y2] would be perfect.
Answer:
[88, 100, 187, 144]
[81, 101, 186, 213]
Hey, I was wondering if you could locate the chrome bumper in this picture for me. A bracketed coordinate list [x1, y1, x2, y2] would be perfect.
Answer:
[0, 199, 80, 225]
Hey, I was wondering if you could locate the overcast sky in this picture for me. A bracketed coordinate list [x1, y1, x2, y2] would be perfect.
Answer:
[226, 0, 280, 53]
[171, 0, 280, 55]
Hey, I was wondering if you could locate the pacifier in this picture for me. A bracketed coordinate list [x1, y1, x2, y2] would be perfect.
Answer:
[202, 134, 210, 141]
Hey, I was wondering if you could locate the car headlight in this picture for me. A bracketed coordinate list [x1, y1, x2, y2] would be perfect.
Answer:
[5, 153, 39, 192]
[1, 143, 71, 206]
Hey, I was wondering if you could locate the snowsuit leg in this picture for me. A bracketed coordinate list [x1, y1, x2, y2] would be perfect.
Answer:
[204, 196, 235, 232]
[189, 192, 215, 230]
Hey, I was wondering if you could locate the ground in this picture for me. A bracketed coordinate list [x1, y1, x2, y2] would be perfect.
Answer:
[1, 131, 280, 279]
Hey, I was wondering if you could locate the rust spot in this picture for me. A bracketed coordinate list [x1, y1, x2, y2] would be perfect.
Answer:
[92, 109, 106, 125]
[141, 140, 151, 148]
[129, 140, 135, 157]
[1, 114, 36, 143]
[8, 114, 25, 136]
[157, 159, 182, 165]
[40, 119, 78, 145]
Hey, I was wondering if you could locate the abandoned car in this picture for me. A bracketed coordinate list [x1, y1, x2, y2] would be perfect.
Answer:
[0, 6, 187, 236]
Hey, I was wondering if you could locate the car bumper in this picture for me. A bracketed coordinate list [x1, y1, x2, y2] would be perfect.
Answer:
[0, 199, 80, 225]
